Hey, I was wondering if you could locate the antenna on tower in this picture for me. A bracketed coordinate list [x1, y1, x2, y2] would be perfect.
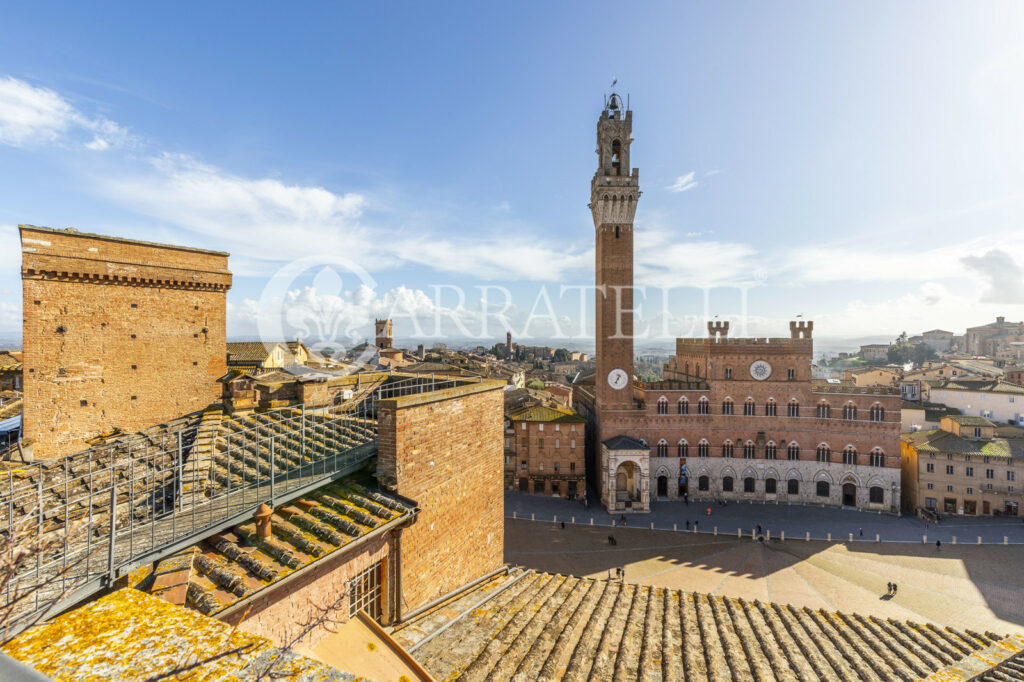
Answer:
[611, 77, 617, 89]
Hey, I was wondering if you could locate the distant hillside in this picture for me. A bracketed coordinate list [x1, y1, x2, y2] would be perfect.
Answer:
[0, 331, 22, 350]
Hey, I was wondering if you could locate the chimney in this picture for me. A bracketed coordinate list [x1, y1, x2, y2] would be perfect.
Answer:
[255, 503, 273, 539]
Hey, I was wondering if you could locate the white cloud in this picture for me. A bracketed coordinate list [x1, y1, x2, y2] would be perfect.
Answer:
[666, 171, 698, 193]
[635, 228, 760, 289]
[960, 248, 1024, 303]
[394, 235, 591, 282]
[100, 153, 597, 281]
[230, 283, 487, 345]
[0, 76, 131, 150]
[100, 153, 383, 273]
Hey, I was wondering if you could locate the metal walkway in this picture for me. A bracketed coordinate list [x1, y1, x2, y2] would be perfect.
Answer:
[0, 374, 474, 629]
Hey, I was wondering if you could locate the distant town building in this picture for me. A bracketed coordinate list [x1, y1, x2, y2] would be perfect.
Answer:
[964, 316, 1023, 356]
[902, 415, 1024, 516]
[845, 366, 901, 387]
[226, 341, 293, 373]
[375, 318, 393, 349]
[921, 329, 955, 352]
[926, 379, 1024, 425]
[505, 401, 586, 498]
[0, 350, 22, 391]
[19, 225, 231, 459]
[858, 344, 891, 362]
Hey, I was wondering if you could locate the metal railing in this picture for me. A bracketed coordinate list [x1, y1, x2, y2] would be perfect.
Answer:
[0, 373, 482, 628]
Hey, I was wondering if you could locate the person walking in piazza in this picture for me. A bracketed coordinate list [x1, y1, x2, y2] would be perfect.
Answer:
[936, 539, 941, 551]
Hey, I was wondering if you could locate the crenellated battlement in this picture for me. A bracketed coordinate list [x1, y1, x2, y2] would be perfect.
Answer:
[790, 320, 813, 339]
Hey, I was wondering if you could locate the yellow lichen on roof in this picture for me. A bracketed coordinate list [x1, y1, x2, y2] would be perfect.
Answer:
[2, 588, 341, 681]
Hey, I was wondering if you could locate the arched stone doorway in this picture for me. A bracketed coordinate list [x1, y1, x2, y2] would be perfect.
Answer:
[842, 482, 856, 507]
[657, 475, 668, 498]
[615, 461, 640, 506]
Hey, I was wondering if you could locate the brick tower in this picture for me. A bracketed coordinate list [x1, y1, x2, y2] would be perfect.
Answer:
[592, 93, 640, 417]
[374, 318, 393, 349]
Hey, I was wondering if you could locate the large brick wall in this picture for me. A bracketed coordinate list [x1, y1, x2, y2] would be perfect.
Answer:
[376, 381, 505, 612]
[20, 225, 231, 459]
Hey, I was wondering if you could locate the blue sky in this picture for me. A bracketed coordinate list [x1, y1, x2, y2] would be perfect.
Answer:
[1, 2, 1023, 352]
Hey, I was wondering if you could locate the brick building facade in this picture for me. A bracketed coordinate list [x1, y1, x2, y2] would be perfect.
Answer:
[579, 99, 901, 514]
[376, 380, 505, 611]
[504, 404, 586, 498]
[20, 225, 231, 459]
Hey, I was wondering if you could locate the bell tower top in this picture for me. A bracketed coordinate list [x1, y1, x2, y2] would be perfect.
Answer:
[591, 92, 640, 228]
[597, 93, 635, 177]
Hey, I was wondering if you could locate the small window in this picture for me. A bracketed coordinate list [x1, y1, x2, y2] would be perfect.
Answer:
[765, 478, 777, 494]
[816, 481, 830, 497]
[787, 368, 795, 380]
[869, 486, 884, 504]
[698, 475, 710, 491]
[725, 368, 732, 379]
[349, 561, 383, 621]
[788, 479, 799, 495]
[743, 477, 755, 493]
[131, 395, 137, 401]
[722, 476, 734, 492]
[130, 303, 138, 309]
[79, 400, 88, 407]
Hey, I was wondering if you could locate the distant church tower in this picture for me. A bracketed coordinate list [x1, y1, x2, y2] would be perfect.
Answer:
[375, 318, 393, 349]
[506, 330, 513, 355]
[592, 92, 640, 415]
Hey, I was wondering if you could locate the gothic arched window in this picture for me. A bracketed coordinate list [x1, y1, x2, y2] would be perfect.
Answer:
[816, 444, 831, 462]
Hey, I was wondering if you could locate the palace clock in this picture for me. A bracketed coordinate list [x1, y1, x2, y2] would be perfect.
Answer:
[607, 368, 629, 390]
[749, 359, 772, 381]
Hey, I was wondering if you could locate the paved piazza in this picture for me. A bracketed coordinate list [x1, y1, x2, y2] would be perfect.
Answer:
[505, 491, 1024, 543]
[505, 496, 1024, 635]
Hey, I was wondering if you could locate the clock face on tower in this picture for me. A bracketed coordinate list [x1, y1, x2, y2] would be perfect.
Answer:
[607, 368, 629, 390]
[749, 360, 772, 381]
